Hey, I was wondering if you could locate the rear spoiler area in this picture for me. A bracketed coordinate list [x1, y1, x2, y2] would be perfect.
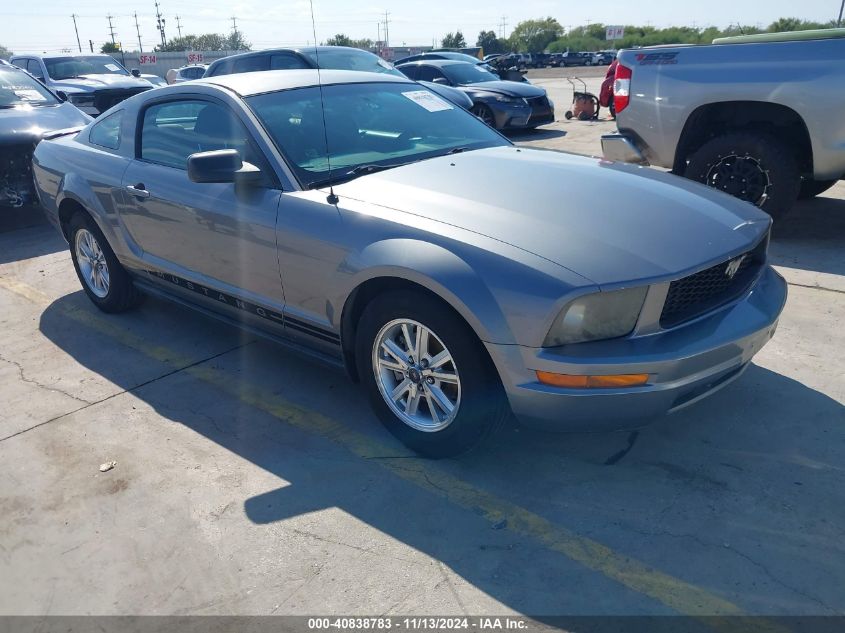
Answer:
[41, 126, 86, 141]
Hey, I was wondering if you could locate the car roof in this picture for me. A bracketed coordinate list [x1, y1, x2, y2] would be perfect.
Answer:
[197, 68, 412, 96]
[209, 45, 366, 64]
[20, 53, 115, 60]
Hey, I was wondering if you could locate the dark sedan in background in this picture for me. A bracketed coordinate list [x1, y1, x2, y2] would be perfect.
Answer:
[1, 63, 90, 208]
[396, 60, 554, 130]
[203, 46, 473, 110]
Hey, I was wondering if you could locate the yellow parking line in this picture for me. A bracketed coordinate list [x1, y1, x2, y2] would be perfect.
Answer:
[0, 276, 782, 626]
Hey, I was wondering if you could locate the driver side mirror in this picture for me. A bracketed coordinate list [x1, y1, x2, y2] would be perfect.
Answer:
[131, 69, 141, 77]
[55, 90, 68, 102]
[187, 149, 265, 185]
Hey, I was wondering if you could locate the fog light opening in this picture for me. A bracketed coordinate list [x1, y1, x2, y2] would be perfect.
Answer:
[536, 371, 649, 389]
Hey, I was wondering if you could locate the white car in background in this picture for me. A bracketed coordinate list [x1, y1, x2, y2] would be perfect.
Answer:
[166, 64, 208, 84]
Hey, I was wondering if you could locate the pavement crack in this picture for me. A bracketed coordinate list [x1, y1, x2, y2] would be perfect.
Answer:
[604, 431, 640, 465]
[0, 342, 252, 443]
[786, 282, 845, 295]
[0, 352, 92, 405]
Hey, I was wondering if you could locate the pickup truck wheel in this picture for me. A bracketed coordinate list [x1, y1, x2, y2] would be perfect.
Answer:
[68, 212, 141, 313]
[356, 290, 509, 458]
[684, 132, 800, 219]
[798, 179, 838, 199]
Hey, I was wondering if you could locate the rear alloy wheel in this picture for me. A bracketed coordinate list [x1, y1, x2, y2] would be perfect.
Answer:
[356, 290, 509, 458]
[472, 103, 497, 128]
[684, 132, 800, 220]
[69, 212, 141, 313]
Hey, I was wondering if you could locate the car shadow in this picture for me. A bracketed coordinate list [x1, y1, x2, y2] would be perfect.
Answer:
[37, 290, 845, 615]
[769, 192, 845, 277]
[506, 128, 567, 142]
[0, 219, 66, 265]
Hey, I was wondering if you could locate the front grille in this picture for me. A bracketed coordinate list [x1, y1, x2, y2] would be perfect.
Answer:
[526, 96, 549, 108]
[93, 87, 151, 113]
[659, 235, 768, 329]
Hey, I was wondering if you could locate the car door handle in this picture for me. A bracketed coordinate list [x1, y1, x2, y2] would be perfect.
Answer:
[126, 184, 150, 199]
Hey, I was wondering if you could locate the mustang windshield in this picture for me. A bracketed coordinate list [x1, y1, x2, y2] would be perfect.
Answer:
[0, 67, 59, 107]
[301, 48, 403, 76]
[44, 56, 130, 80]
[247, 82, 509, 188]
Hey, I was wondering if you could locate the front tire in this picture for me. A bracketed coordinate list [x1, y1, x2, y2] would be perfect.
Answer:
[684, 132, 800, 220]
[798, 178, 838, 199]
[356, 290, 509, 458]
[471, 103, 497, 129]
[68, 212, 140, 313]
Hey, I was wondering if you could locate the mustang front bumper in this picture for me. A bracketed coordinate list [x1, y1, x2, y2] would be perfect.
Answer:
[486, 266, 787, 431]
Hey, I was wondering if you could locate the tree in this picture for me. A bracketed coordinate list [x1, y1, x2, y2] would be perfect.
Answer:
[441, 31, 466, 49]
[0, 44, 12, 60]
[156, 35, 198, 52]
[100, 42, 121, 53]
[509, 17, 563, 53]
[326, 33, 353, 46]
[476, 30, 506, 55]
[225, 30, 251, 51]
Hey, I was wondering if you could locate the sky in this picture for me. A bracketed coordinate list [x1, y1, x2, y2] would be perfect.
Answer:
[3, 0, 842, 54]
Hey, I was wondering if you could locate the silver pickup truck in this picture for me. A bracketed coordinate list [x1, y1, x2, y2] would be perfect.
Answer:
[602, 30, 845, 218]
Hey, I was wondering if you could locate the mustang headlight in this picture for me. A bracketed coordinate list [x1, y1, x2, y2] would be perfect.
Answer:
[544, 287, 648, 346]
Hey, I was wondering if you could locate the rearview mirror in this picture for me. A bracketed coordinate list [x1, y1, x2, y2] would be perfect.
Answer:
[187, 149, 265, 185]
[131, 69, 141, 77]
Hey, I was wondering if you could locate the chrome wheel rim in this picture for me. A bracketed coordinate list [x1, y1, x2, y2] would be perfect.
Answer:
[705, 153, 770, 207]
[372, 318, 461, 433]
[75, 228, 110, 298]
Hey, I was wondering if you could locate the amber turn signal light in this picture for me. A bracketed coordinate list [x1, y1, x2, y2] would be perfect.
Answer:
[536, 371, 649, 389]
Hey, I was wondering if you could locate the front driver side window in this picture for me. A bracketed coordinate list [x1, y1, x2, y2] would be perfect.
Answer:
[416, 66, 447, 83]
[140, 100, 255, 170]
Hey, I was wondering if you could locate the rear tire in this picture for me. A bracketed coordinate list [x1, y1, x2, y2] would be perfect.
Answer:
[798, 178, 837, 199]
[68, 211, 141, 313]
[356, 290, 509, 458]
[684, 132, 800, 220]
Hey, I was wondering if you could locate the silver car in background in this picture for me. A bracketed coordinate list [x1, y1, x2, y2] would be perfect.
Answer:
[32, 70, 786, 457]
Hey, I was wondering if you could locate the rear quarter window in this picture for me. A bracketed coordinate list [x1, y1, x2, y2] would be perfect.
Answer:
[88, 110, 123, 150]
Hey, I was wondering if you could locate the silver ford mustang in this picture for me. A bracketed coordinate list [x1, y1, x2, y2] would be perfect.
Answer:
[32, 70, 787, 457]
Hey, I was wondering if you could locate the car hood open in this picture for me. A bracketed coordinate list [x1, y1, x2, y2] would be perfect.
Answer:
[333, 146, 771, 286]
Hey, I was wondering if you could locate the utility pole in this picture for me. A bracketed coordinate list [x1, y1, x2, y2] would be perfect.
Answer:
[499, 16, 507, 39]
[89, 39, 94, 53]
[155, 1, 166, 48]
[134, 12, 143, 52]
[71, 14, 82, 52]
[175, 15, 182, 39]
[107, 14, 117, 44]
[383, 11, 390, 52]
[839, 0, 844, 27]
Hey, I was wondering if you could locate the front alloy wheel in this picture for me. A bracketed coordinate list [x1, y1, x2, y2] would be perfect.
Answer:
[372, 319, 461, 432]
[356, 290, 509, 458]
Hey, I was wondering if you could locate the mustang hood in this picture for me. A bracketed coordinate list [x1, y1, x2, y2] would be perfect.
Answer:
[465, 80, 544, 97]
[333, 146, 771, 286]
[52, 74, 152, 91]
[0, 103, 91, 145]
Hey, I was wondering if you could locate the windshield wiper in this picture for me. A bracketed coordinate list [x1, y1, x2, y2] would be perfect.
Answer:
[309, 161, 416, 190]
[444, 147, 471, 155]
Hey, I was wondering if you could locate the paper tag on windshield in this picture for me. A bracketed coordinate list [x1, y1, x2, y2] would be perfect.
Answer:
[402, 90, 453, 112]
[104, 63, 120, 71]
[14, 89, 48, 102]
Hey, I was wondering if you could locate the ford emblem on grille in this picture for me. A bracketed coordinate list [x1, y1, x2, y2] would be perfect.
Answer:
[725, 255, 747, 279]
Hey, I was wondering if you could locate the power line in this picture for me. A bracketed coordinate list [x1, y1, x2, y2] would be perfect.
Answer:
[71, 14, 82, 52]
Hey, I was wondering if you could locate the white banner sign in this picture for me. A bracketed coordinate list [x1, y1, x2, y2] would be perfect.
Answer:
[606, 25, 625, 41]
